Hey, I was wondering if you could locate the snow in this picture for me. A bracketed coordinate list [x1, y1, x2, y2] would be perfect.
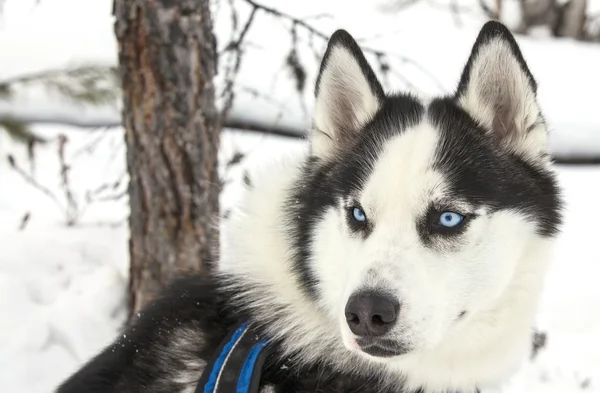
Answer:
[0, 226, 128, 392]
[1, 0, 600, 157]
[1, 125, 600, 393]
[1, 0, 600, 392]
[498, 166, 600, 392]
[0, 125, 129, 390]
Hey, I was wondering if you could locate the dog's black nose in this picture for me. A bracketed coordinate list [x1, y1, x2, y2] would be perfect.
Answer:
[345, 291, 399, 337]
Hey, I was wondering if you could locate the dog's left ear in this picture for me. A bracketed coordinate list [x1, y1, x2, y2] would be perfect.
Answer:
[311, 30, 384, 160]
[456, 21, 547, 158]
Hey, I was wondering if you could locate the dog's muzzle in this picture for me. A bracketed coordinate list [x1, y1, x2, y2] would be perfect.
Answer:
[344, 291, 399, 337]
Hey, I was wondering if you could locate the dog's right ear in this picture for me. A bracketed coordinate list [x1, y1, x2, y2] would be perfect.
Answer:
[311, 30, 384, 160]
[455, 21, 546, 159]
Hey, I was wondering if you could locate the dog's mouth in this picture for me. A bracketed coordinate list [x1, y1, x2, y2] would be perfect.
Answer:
[355, 337, 410, 358]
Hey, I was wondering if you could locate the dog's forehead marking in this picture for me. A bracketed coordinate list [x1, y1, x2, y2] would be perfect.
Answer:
[361, 121, 445, 218]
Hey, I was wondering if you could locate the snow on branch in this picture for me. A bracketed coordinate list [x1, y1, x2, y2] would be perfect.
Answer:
[0, 65, 119, 106]
[0, 65, 119, 144]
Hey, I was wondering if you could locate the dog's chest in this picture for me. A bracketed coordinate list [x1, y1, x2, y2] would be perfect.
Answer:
[260, 362, 403, 393]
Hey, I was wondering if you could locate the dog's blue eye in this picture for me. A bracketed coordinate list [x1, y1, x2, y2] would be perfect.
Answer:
[438, 212, 464, 228]
[352, 207, 367, 223]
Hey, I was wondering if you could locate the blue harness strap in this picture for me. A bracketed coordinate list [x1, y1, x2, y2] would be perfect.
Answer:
[196, 323, 481, 393]
[196, 322, 271, 393]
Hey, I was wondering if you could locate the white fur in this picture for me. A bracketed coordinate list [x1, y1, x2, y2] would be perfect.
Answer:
[312, 44, 381, 160]
[458, 38, 547, 161]
[217, 119, 557, 392]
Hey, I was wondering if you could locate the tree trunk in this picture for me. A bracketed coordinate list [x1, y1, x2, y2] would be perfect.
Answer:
[556, 0, 587, 39]
[113, 0, 220, 315]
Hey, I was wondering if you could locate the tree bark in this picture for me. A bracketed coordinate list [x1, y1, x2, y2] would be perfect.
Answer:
[556, 0, 587, 39]
[113, 0, 220, 314]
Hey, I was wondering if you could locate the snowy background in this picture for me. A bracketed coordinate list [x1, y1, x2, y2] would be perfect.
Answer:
[0, 0, 599, 392]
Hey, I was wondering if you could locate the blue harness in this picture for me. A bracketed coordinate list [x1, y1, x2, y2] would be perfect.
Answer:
[195, 322, 271, 393]
[195, 322, 481, 393]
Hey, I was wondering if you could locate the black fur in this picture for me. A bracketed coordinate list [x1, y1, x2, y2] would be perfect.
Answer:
[56, 275, 417, 393]
[57, 276, 235, 393]
[428, 98, 562, 237]
[287, 95, 424, 299]
[314, 29, 385, 101]
[455, 21, 537, 98]
[289, 24, 561, 297]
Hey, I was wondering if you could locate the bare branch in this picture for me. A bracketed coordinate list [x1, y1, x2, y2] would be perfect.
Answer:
[219, 6, 258, 122]
[478, 0, 498, 19]
[240, 0, 430, 66]
[6, 131, 124, 226]
[225, 151, 246, 168]
[222, 5, 258, 53]
[18, 212, 31, 231]
[7, 154, 67, 214]
[88, 189, 128, 203]
[57, 134, 79, 226]
[227, 0, 448, 100]
[241, 0, 331, 41]
[285, 22, 309, 118]
[71, 127, 111, 158]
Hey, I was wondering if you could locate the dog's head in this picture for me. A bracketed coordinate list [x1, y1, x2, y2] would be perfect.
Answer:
[290, 22, 562, 361]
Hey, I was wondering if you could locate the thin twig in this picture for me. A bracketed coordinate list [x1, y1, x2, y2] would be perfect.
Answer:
[18, 212, 31, 231]
[219, 6, 258, 122]
[227, 0, 239, 36]
[57, 134, 79, 225]
[222, 6, 258, 53]
[91, 190, 128, 203]
[238, 85, 290, 105]
[242, 0, 331, 41]
[478, 0, 498, 19]
[240, 0, 447, 93]
[7, 154, 67, 214]
[71, 126, 111, 158]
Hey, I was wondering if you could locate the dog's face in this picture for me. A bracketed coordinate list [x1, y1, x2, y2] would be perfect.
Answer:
[289, 23, 561, 361]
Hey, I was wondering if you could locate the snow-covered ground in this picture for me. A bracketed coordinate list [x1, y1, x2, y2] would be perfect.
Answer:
[0, 126, 599, 393]
[1, 0, 599, 392]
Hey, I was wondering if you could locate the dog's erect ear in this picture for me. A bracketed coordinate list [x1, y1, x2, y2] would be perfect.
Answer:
[456, 21, 547, 158]
[311, 30, 384, 160]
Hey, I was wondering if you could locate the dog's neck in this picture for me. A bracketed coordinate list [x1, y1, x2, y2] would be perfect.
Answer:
[218, 153, 553, 393]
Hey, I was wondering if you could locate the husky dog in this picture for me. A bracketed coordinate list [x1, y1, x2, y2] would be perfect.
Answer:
[57, 21, 562, 393]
